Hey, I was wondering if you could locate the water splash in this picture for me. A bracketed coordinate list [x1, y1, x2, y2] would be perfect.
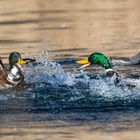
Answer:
[0, 58, 139, 111]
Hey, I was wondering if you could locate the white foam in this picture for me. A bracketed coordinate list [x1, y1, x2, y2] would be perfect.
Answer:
[24, 60, 140, 102]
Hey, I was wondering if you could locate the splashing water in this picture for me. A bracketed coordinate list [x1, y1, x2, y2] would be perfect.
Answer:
[0, 57, 140, 111]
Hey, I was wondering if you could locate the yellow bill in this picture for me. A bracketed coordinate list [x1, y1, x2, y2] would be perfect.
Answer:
[18, 58, 26, 65]
[76, 58, 89, 65]
[76, 58, 91, 69]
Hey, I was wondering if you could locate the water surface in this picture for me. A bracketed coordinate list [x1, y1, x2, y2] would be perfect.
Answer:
[0, 0, 140, 140]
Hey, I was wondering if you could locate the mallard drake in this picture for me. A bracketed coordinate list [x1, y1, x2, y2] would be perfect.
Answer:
[76, 52, 119, 77]
[0, 52, 35, 87]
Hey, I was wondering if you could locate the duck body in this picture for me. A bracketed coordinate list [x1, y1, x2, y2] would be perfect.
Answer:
[0, 66, 23, 87]
[0, 52, 35, 88]
[7, 64, 24, 85]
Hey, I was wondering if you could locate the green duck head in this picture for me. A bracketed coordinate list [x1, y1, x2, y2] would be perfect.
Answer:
[9, 52, 26, 67]
[76, 52, 113, 69]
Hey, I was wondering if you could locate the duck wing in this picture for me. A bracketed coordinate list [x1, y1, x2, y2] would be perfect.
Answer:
[0, 58, 7, 70]
[0, 59, 8, 83]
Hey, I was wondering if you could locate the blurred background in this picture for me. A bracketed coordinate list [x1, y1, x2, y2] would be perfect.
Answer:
[0, 1, 140, 140]
[0, 0, 139, 63]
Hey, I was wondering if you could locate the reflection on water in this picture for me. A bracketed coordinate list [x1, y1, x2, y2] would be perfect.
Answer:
[0, 0, 140, 139]
[0, 109, 140, 140]
[0, 0, 140, 62]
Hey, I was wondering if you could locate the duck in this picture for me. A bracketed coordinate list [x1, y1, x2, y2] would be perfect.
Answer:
[76, 52, 140, 88]
[0, 52, 35, 87]
[76, 52, 119, 77]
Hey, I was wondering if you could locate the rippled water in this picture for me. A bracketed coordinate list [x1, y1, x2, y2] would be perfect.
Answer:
[0, 60, 140, 137]
[0, 0, 140, 139]
[0, 60, 140, 111]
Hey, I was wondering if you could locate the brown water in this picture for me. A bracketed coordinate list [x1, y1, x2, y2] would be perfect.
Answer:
[0, 0, 140, 61]
[0, 0, 140, 140]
